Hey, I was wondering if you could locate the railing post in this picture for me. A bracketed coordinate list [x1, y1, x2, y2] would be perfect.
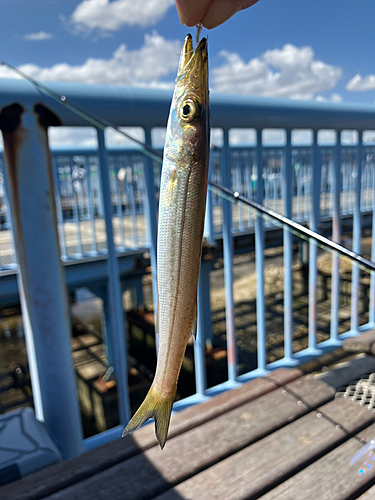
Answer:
[1, 168, 17, 268]
[128, 167, 139, 247]
[330, 131, 342, 344]
[51, 157, 68, 259]
[204, 157, 215, 246]
[0, 103, 84, 459]
[308, 129, 322, 354]
[351, 131, 363, 333]
[96, 127, 130, 426]
[255, 129, 267, 373]
[113, 160, 126, 250]
[202, 158, 215, 350]
[195, 267, 208, 395]
[83, 157, 99, 255]
[370, 163, 375, 326]
[143, 129, 159, 323]
[221, 129, 237, 383]
[282, 129, 297, 364]
[70, 156, 83, 257]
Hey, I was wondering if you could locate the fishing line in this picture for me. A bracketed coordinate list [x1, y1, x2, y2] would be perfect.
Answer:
[0, 0, 67, 37]
[196, 23, 203, 45]
[1, 59, 374, 273]
[0, 11, 27, 37]
[0, 60, 163, 164]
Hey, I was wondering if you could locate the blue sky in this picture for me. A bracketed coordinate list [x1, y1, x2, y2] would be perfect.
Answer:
[1, 0, 375, 146]
[1, 0, 375, 104]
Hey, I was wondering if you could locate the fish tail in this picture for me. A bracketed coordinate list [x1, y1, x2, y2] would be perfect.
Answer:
[122, 385, 175, 449]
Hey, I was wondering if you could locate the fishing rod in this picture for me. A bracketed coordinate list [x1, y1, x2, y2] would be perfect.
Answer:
[2, 59, 374, 273]
[208, 179, 375, 274]
[0, 61, 164, 164]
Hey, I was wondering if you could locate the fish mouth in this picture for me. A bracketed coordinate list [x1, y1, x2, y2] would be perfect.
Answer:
[177, 34, 208, 87]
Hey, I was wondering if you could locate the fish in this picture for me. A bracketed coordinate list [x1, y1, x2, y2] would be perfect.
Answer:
[123, 33, 209, 449]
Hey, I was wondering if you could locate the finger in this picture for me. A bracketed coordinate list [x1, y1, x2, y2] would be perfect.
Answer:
[201, 0, 260, 29]
[176, 0, 213, 27]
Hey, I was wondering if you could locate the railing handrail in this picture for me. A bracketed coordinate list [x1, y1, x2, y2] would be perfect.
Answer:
[2, 78, 375, 130]
[1, 143, 374, 160]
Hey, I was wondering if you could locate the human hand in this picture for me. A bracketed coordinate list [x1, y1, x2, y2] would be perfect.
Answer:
[176, 0, 259, 30]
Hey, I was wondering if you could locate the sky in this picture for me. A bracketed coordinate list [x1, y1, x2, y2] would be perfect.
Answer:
[1, 0, 375, 146]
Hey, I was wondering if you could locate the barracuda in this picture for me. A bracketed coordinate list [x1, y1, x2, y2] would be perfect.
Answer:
[123, 34, 209, 449]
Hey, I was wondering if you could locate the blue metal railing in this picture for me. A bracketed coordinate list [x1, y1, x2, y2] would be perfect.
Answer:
[0, 78, 374, 457]
[1, 142, 374, 268]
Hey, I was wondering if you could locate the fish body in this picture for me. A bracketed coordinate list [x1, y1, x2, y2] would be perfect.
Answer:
[124, 34, 209, 449]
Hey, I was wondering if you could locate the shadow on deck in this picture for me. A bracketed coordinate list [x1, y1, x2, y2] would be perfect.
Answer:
[2, 368, 375, 500]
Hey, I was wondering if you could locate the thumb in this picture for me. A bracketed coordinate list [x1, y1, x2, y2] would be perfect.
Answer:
[176, 0, 259, 29]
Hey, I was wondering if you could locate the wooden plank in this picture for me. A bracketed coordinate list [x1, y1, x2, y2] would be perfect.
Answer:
[357, 484, 375, 499]
[170, 368, 302, 436]
[259, 420, 375, 500]
[154, 398, 374, 500]
[42, 376, 334, 500]
[0, 368, 300, 500]
[315, 354, 375, 390]
[343, 330, 375, 354]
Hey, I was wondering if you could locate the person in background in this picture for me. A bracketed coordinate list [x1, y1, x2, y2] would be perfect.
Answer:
[176, 0, 259, 29]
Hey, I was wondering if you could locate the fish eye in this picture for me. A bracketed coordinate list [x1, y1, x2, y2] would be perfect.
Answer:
[179, 98, 199, 122]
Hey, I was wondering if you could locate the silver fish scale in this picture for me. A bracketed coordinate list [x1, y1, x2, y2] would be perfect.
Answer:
[156, 158, 206, 387]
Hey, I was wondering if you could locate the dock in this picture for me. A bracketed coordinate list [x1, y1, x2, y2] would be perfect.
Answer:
[2, 367, 375, 500]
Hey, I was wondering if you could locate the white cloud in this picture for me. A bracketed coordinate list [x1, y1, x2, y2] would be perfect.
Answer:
[341, 130, 358, 144]
[229, 129, 256, 146]
[346, 74, 375, 92]
[2, 36, 344, 113]
[71, 0, 175, 33]
[23, 31, 54, 41]
[318, 130, 336, 144]
[151, 128, 167, 148]
[48, 127, 97, 148]
[315, 93, 342, 103]
[292, 130, 313, 145]
[263, 129, 286, 145]
[0, 32, 179, 87]
[105, 127, 145, 147]
[49, 126, 147, 149]
[211, 44, 342, 100]
[329, 93, 342, 102]
[211, 128, 223, 147]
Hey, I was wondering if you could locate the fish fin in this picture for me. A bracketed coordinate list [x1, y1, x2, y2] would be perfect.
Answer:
[123, 385, 175, 449]
[190, 302, 197, 339]
[155, 302, 160, 337]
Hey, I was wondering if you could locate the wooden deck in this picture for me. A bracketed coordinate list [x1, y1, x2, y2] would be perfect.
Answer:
[2, 368, 375, 500]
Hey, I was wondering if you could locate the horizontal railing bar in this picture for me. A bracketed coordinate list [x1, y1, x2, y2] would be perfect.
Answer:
[2, 76, 375, 130]
[0, 143, 370, 157]
[84, 425, 123, 451]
